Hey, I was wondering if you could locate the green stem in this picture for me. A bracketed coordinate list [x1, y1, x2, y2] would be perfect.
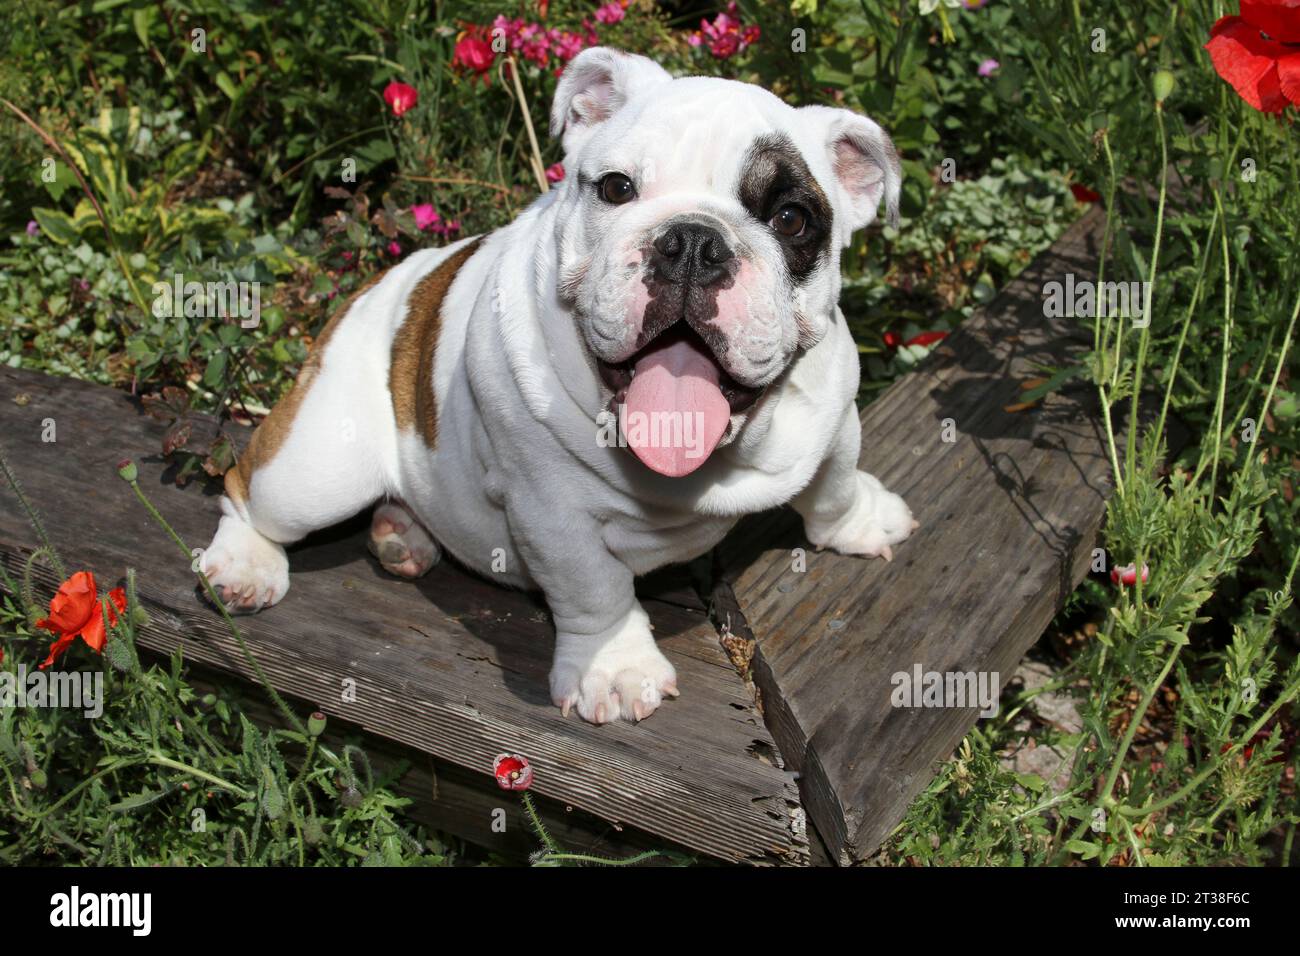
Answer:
[1154, 204, 1221, 446]
[0, 442, 66, 580]
[1194, 189, 1234, 494]
[537, 849, 674, 867]
[149, 753, 252, 799]
[125, 476, 306, 738]
[1124, 101, 1168, 489]
[1100, 639, 1183, 809]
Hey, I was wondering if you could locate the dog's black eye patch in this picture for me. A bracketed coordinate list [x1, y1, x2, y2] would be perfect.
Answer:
[736, 133, 832, 282]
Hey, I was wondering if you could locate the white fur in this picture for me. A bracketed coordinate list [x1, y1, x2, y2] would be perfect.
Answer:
[550, 604, 678, 724]
[201, 50, 914, 724]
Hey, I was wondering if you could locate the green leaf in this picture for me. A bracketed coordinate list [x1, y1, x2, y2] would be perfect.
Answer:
[215, 72, 240, 101]
[1015, 773, 1046, 793]
[1065, 839, 1101, 860]
[31, 208, 80, 245]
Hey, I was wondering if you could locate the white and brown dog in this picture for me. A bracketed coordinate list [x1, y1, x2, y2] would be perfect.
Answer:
[201, 48, 916, 725]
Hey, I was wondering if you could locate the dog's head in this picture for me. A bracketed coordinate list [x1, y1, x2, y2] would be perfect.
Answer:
[550, 48, 899, 477]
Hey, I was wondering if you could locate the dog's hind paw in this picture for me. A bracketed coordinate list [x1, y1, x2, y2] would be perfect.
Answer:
[367, 501, 440, 579]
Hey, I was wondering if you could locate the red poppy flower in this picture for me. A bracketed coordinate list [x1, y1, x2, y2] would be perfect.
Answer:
[905, 330, 948, 348]
[383, 81, 419, 118]
[34, 571, 126, 669]
[1070, 182, 1102, 203]
[1205, 1, 1300, 114]
[493, 753, 534, 791]
[452, 29, 496, 79]
[1109, 562, 1150, 587]
[882, 330, 902, 350]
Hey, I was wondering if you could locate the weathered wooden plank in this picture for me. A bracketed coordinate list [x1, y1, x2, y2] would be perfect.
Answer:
[166, 664, 710, 863]
[0, 366, 806, 864]
[719, 206, 1111, 863]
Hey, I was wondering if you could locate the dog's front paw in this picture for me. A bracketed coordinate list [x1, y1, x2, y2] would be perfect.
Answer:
[806, 471, 917, 562]
[550, 606, 679, 725]
[200, 515, 290, 613]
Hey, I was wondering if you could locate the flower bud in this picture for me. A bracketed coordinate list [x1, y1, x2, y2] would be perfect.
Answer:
[1153, 70, 1175, 103]
[117, 459, 138, 482]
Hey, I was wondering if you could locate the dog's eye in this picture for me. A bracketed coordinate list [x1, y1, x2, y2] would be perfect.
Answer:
[598, 173, 637, 205]
[769, 205, 807, 237]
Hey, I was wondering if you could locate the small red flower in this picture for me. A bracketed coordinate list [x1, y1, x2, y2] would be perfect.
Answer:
[545, 162, 566, 184]
[882, 330, 902, 350]
[452, 29, 496, 79]
[493, 753, 534, 791]
[383, 81, 419, 118]
[904, 330, 948, 348]
[34, 571, 126, 670]
[1070, 182, 1102, 203]
[1109, 562, 1150, 587]
[1205, 1, 1300, 114]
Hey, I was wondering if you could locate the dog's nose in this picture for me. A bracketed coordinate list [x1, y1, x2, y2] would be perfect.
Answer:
[651, 223, 734, 287]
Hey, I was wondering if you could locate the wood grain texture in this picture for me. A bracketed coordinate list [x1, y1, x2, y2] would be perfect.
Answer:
[0, 366, 805, 865]
[719, 206, 1111, 863]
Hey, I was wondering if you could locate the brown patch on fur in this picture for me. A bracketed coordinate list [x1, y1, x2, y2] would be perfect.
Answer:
[225, 268, 390, 502]
[389, 239, 482, 449]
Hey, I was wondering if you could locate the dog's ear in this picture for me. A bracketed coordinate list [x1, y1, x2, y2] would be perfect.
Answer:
[549, 48, 671, 155]
[799, 105, 901, 244]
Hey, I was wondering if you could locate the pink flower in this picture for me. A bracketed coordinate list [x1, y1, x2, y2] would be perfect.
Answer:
[977, 58, 1000, 77]
[545, 162, 566, 184]
[387, 240, 402, 256]
[382, 81, 418, 118]
[410, 203, 441, 231]
[518, 22, 552, 67]
[493, 16, 526, 50]
[595, 2, 626, 24]
[691, 2, 760, 59]
[553, 29, 589, 63]
[26, 220, 39, 237]
[433, 218, 461, 238]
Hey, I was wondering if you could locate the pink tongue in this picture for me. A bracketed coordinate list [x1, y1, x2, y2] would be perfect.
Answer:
[621, 336, 730, 477]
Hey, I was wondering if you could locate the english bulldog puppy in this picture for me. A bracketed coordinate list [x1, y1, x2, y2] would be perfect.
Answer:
[200, 48, 916, 725]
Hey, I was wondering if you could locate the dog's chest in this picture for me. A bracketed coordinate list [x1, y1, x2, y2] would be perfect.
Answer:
[600, 508, 737, 577]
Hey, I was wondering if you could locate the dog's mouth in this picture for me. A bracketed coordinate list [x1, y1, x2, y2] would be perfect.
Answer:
[597, 323, 764, 478]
